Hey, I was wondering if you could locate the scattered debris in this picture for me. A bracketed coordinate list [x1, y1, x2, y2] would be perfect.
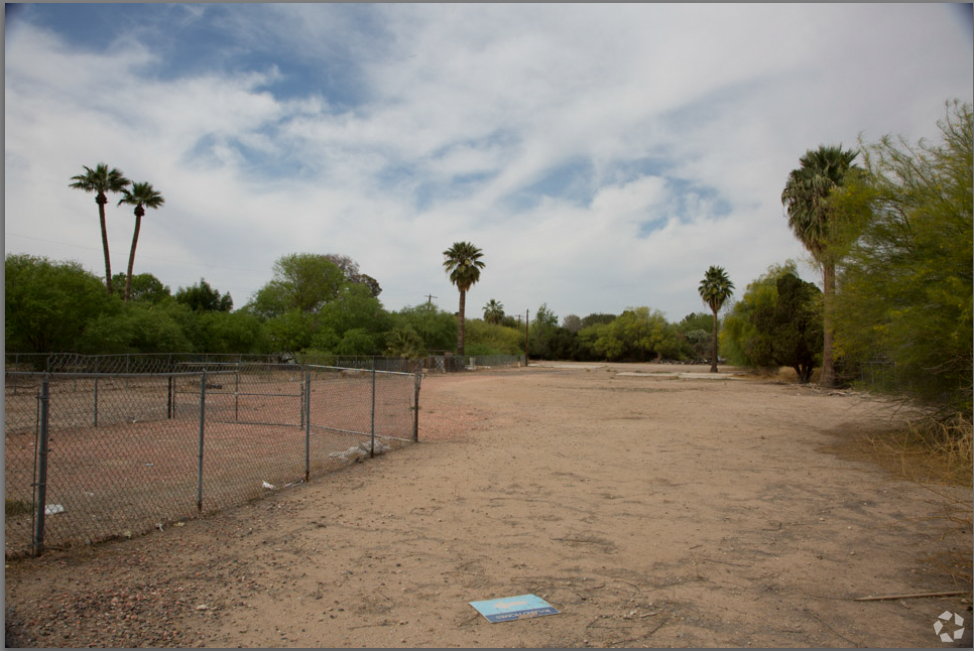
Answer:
[262, 481, 276, 490]
[44, 504, 65, 515]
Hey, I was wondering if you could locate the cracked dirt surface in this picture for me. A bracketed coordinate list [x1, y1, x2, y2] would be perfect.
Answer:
[5, 363, 971, 648]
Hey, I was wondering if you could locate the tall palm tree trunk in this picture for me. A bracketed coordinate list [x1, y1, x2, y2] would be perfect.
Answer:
[710, 308, 719, 373]
[97, 194, 113, 295]
[124, 208, 144, 303]
[457, 288, 466, 356]
[820, 262, 836, 387]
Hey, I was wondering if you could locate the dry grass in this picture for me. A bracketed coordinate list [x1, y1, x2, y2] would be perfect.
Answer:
[828, 414, 973, 596]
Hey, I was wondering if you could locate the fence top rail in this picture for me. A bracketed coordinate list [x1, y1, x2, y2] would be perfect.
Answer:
[5, 370, 239, 379]
[305, 364, 417, 378]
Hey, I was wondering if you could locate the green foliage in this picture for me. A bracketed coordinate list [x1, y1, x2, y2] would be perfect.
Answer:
[443, 241, 486, 355]
[117, 181, 165, 302]
[335, 328, 378, 356]
[483, 299, 505, 325]
[264, 309, 315, 354]
[77, 301, 193, 354]
[322, 253, 381, 297]
[69, 163, 130, 295]
[317, 283, 390, 339]
[194, 311, 271, 354]
[528, 304, 561, 358]
[720, 261, 800, 367]
[442, 242, 485, 293]
[751, 273, 824, 383]
[175, 278, 233, 312]
[699, 266, 735, 370]
[580, 313, 616, 328]
[831, 100, 973, 414]
[591, 307, 683, 362]
[391, 304, 457, 353]
[112, 273, 171, 304]
[385, 328, 426, 358]
[249, 253, 346, 319]
[678, 312, 713, 334]
[464, 319, 524, 356]
[677, 312, 714, 360]
[5, 254, 114, 352]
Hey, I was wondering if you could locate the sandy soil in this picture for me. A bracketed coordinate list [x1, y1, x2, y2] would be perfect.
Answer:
[5, 363, 971, 648]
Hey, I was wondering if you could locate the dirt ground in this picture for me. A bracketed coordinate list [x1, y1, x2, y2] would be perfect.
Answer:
[5, 363, 972, 648]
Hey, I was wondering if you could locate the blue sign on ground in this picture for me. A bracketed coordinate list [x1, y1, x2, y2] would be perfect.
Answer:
[469, 594, 559, 623]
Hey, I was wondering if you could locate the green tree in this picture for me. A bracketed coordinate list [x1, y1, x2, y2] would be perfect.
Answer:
[442, 242, 485, 356]
[391, 304, 458, 353]
[751, 273, 823, 383]
[464, 318, 525, 356]
[111, 272, 171, 304]
[831, 100, 973, 415]
[192, 311, 270, 354]
[117, 181, 164, 303]
[781, 145, 859, 387]
[592, 307, 682, 362]
[69, 163, 130, 294]
[528, 303, 560, 359]
[322, 253, 382, 297]
[249, 253, 346, 319]
[581, 313, 616, 328]
[78, 301, 193, 354]
[5, 254, 113, 352]
[175, 278, 233, 312]
[677, 312, 715, 361]
[483, 299, 505, 325]
[385, 328, 426, 359]
[720, 262, 800, 368]
[265, 309, 315, 354]
[698, 266, 735, 372]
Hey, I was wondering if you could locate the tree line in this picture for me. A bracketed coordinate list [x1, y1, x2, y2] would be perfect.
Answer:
[6, 101, 969, 417]
[724, 100, 972, 418]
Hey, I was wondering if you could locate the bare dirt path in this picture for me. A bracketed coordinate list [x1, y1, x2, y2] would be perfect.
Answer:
[5, 363, 970, 648]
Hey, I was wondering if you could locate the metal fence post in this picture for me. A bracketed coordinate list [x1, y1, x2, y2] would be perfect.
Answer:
[93, 377, 99, 428]
[300, 373, 306, 430]
[234, 365, 240, 423]
[305, 371, 311, 482]
[32, 377, 51, 557]
[167, 375, 174, 419]
[370, 361, 376, 458]
[197, 371, 207, 512]
[413, 373, 421, 443]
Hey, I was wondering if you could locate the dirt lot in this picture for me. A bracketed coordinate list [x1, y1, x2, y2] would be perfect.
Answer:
[5, 363, 971, 648]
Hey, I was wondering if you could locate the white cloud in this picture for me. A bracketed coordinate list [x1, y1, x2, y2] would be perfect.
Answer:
[4, 4, 972, 322]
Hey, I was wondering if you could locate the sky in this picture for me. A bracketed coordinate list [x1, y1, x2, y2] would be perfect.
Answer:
[4, 4, 973, 324]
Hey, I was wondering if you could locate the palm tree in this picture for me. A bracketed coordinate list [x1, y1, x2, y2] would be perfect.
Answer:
[442, 242, 485, 356]
[69, 164, 130, 294]
[698, 266, 735, 373]
[483, 299, 504, 325]
[117, 182, 165, 303]
[781, 145, 858, 387]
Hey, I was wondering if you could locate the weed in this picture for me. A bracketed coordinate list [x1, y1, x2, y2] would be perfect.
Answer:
[829, 413, 972, 596]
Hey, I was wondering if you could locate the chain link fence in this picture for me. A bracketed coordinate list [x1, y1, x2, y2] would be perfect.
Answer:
[5, 352, 525, 375]
[4, 362, 420, 558]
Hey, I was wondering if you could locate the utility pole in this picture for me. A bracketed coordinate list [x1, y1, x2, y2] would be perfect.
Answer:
[524, 309, 529, 367]
[425, 294, 437, 307]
